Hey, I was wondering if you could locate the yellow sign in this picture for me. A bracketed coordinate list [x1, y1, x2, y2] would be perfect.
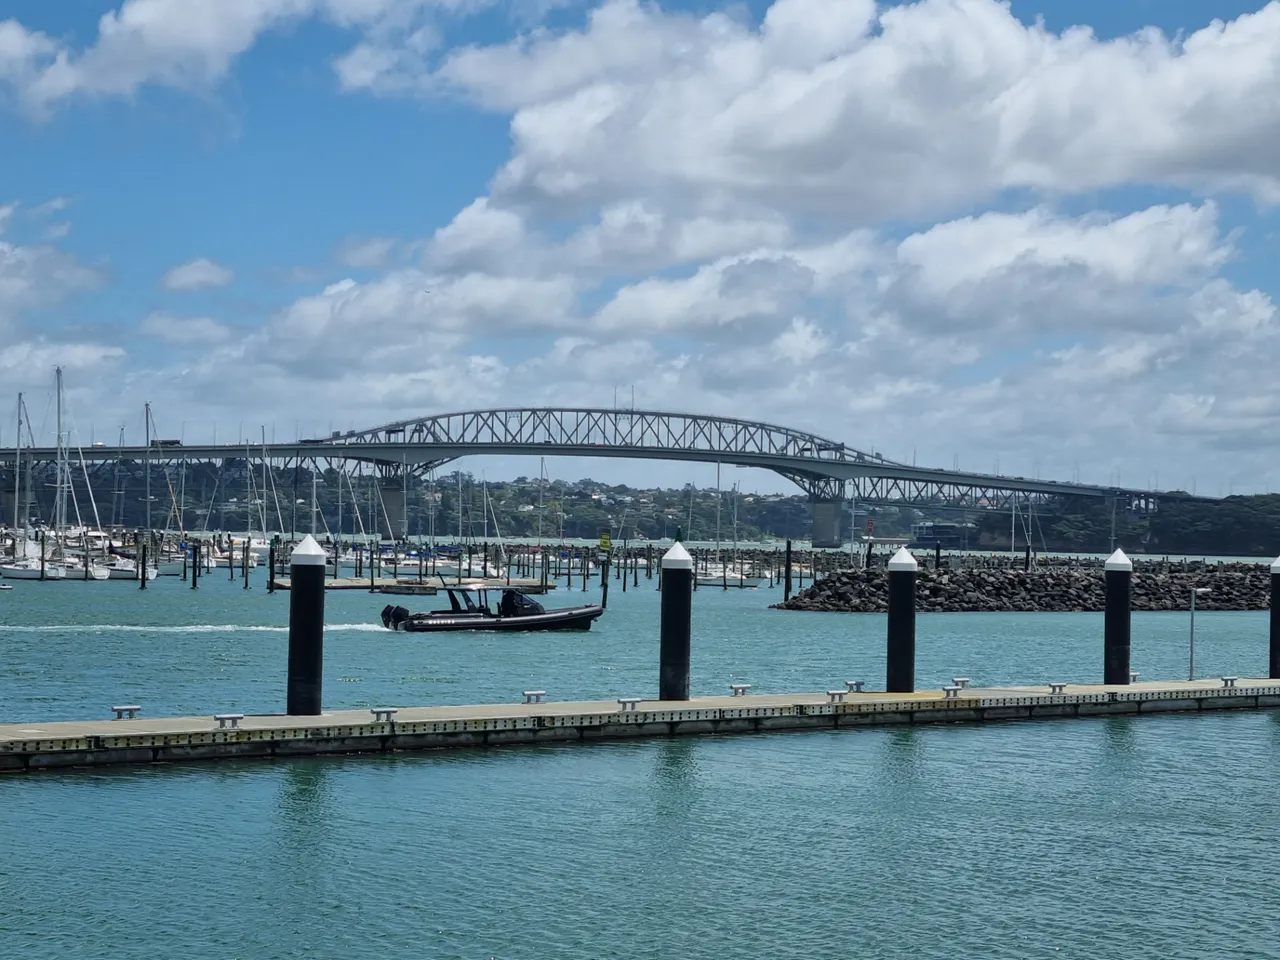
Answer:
[599, 531, 612, 550]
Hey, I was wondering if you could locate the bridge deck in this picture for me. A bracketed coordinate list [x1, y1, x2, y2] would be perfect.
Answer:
[3, 678, 1276, 773]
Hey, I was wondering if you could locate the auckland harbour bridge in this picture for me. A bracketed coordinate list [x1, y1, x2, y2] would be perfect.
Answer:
[0, 407, 1204, 547]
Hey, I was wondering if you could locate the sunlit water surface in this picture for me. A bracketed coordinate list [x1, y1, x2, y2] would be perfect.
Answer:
[2, 573, 1278, 959]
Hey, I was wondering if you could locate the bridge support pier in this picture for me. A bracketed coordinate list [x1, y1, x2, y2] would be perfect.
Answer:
[378, 481, 407, 541]
[809, 498, 843, 549]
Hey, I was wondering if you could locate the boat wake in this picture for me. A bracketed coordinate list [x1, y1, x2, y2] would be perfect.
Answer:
[2, 623, 386, 634]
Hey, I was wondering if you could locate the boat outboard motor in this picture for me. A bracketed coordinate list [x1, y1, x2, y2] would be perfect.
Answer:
[380, 604, 411, 629]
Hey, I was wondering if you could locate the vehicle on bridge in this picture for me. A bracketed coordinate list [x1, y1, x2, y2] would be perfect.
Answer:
[380, 585, 603, 633]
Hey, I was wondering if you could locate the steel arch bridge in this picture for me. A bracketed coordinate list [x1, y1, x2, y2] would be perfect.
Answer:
[325, 406, 1171, 507]
[333, 407, 884, 501]
[0, 406, 1195, 544]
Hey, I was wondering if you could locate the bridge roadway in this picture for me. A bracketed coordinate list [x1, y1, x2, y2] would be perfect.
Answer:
[0, 406, 1203, 546]
[2, 677, 1277, 773]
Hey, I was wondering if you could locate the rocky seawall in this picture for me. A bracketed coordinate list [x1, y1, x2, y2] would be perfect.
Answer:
[772, 568, 1274, 613]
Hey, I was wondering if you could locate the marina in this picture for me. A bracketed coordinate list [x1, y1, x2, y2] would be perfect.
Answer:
[5, 538, 1280, 776]
[5, 1, 1276, 955]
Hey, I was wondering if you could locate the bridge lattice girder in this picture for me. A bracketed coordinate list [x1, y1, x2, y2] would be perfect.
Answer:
[341, 407, 884, 467]
[849, 477, 1119, 510]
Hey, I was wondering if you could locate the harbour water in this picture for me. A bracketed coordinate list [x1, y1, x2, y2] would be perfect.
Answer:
[4, 574, 1280, 958]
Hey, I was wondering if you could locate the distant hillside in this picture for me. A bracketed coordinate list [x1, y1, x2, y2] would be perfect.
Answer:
[11, 462, 1273, 556]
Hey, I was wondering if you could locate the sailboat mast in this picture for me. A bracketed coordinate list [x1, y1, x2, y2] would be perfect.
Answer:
[144, 401, 152, 533]
[114, 426, 124, 528]
[178, 454, 186, 535]
[714, 461, 721, 563]
[12, 392, 21, 531]
[732, 481, 739, 564]
[246, 439, 253, 537]
[55, 367, 67, 535]
[537, 457, 545, 546]
[261, 427, 268, 536]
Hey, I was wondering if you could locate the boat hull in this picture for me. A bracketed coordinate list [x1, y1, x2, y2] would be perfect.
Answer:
[105, 566, 159, 581]
[0, 564, 67, 580]
[387, 605, 604, 633]
[65, 566, 110, 581]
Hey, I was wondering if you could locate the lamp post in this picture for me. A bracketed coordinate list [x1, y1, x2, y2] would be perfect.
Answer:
[1189, 587, 1211, 681]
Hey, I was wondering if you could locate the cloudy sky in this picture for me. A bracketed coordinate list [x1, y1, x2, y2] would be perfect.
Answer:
[1, 0, 1277, 495]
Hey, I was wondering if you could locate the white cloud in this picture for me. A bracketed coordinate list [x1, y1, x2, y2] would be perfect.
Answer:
[413, 0, 1280, 220]
[140, 312, 231, 345]
[427, 197, 528, 272]
[426, 195, 795, 279]
[882, 202, 1234, 336]
[0, 340, 126, 375]
[337, 236, 397, 268]
[771, 317, 829, 365]
[0, 0, 520, 117]
[0, 236, 102, 328]
[161, 257, 234, 291]
[248, 268, 577, 376]
[27, 196, 70, 218]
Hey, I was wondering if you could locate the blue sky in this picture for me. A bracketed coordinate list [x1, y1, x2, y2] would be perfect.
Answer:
[2, 0, 1279, 495]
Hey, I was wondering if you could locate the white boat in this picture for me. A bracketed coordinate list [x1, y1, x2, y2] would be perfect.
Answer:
[102, 558, 158, 581]
[157, 558, 187, 577]
[227, 537, 271, 561]
[0, 558, 67, 580]
[696, 563, 767, 589]
[63, 558, 109, 580]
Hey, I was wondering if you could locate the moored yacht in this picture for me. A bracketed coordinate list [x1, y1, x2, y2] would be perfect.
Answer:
[102, 557, 159, 581]
[0, 558, 67, 580]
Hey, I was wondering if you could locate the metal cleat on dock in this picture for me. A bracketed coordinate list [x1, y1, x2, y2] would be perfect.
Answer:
[1049, 683, 1066, 694]
[952, 677, 971, 689]
[729, 683, 751, 696]
[523, 690, 546, 704]
[942, 685, 961, 699]
[826, 690, 846, 703]
[844, 680, 866, 693]
[371, 707, 398, 722]
[617, 697, 642, 712]
[1221, 677, 1238, 689]
[215, 713, 244, 729]
[1130, 672, 1141, 683]
[110, 705, 141, 720]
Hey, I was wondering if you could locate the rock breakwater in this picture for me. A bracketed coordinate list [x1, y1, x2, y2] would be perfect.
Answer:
[772, 568, 1274, 613]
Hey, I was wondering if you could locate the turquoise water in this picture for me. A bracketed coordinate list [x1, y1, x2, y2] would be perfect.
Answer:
[0, 571, 1271, 721]
[4, 573, 1280, 959]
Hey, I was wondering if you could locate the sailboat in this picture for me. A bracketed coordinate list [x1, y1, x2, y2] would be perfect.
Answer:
[1, 396, 44, 578]
[1, 390, 69, 580]
[696, 474, 765, 589]
[51, 369, 107, 580]
[1, 555, 68, 579]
